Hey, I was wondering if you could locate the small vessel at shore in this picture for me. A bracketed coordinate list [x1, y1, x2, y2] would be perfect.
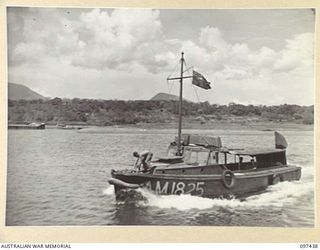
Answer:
[8, 122, 45, 130]
[108, 52, 301, 199]
[56, 123, 83, 130]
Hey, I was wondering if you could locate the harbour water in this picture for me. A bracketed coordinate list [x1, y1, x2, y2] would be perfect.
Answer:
[6, 127, 314, 226]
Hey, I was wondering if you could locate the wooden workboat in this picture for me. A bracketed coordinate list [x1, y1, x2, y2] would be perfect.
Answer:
[108, 52, 301, 199]
[109, 133, 301, 198]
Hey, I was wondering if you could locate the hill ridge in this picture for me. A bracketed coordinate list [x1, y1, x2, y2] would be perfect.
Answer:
[151, 92, 190, 101]
[8, 82, 45, 100]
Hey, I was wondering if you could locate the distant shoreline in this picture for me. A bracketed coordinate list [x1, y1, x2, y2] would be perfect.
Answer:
[113, 121, 314, 131]
[8, 98, 314, 131]
[42, 120, 313, 131]
[12, 118, 314, 132]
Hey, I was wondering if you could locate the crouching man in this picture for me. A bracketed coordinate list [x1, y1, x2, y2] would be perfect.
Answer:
[133, 150, 153, 172]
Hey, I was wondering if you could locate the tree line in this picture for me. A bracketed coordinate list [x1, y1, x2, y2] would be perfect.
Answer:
[8, 98, 314, 125]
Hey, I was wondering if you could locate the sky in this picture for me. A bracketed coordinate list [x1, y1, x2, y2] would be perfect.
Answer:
[7, 7, 315, 105]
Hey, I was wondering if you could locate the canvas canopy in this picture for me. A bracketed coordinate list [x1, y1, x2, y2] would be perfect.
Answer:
[228, 148, 286, 156]
[175, 134, 222, 148]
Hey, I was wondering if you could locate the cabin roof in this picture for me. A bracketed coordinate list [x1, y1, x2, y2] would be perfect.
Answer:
[228, 148, 285, 156]
[184, 145, 210, 151]
[178, 134, 222, 148]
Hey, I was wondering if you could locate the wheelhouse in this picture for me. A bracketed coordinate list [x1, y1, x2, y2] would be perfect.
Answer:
[154, 145, 288, 175]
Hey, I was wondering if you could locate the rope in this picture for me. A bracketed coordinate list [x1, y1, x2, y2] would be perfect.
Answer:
[167, 79, 174, 94]
[192, 84, 201, 103]
[167, 59, 181, 79]
[183, 66, 193, 74]
[184, 60, 200, 103]
[166, 58, 182, 94]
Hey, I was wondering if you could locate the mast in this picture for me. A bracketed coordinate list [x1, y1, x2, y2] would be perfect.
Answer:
[177, 52, 184, 156]
[167, 52, 193, 156]
[167, 52, 211, 156]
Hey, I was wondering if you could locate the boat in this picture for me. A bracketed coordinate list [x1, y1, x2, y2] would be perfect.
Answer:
[8, 122, 46, 130]
[56, 123, 83, 130]
[108, 52, 301, 199]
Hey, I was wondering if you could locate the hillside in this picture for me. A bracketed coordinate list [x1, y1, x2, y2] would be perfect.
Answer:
[8, 98, 314, 127]
[8, 83, 45, 100]
[150, 92, 180, 101]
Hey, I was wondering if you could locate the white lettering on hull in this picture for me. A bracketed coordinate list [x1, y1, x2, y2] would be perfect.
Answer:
[144, 180, 205, 196]
[155, 181, 169, 194]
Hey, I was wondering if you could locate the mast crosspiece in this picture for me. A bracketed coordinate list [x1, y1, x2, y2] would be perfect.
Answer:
[166, 76, 193, 81]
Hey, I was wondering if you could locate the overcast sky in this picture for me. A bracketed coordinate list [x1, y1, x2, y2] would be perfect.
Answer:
[7, 7, 315, 105]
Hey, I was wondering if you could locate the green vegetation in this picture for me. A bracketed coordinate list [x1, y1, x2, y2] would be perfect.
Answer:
[8, 98, 314, 126]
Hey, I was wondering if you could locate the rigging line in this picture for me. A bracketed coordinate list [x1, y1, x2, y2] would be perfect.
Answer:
[167, 56, 186, 94]
[166, 78, 173, 93]
[183, 59, 188, 72]
[167, 59, 181, 93]
[166, 78, 170, 93]
[184, 61, 194, 76]
[167, 79, 174, 94]
[182, 60, 193, 86]
[182, 59, 193, 85]
[167, 59, 181, 79]
[192, 84, 201, 103]
[183, 66, 193, 74]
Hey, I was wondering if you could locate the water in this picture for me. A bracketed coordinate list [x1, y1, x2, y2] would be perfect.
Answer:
[6, 127, 314, 226]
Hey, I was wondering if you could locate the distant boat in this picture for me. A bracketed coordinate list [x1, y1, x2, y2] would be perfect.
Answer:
[8, 122, 45, 130]
[108, 52, 301, 199]
[56, 123, 83, 130]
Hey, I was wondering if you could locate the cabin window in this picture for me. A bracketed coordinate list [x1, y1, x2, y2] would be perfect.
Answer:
[184, 150, 209, 165]
[207, 152, 215, 165]
[234, 155, 257, 170]
[218, 153, 226, 164]
[238, 155, 253, 163]
[226, 153, 234, 164]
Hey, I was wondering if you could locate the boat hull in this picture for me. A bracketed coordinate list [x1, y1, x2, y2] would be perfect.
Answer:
[8, 123, 45, 129]
[110, 166, 301, 198]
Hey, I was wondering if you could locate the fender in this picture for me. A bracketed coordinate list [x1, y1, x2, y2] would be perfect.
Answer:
[108, 178, 140, 189]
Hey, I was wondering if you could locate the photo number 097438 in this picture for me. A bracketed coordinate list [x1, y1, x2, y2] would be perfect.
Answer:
[300, 244, 319, 249]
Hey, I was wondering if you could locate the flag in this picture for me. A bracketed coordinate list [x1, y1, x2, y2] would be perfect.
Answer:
[192, 70, 211, 89]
